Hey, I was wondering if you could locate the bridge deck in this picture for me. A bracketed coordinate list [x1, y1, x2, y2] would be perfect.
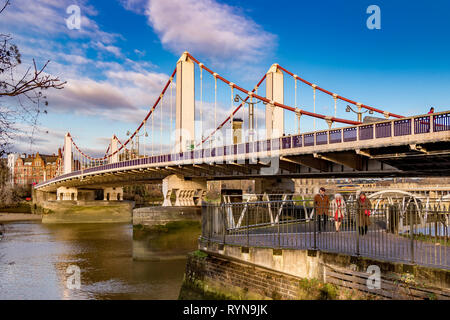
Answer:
[36, 111, 450, 191]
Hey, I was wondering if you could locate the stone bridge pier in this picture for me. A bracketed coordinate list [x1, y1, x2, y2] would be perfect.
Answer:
[55, 187, 123, 201]
[162, 174, 206, 207]
[32, 186, 132, 224]
[103, 187, 123, 201]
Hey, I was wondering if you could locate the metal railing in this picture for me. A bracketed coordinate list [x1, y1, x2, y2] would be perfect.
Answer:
[35, 111, 450, 189]
[201, 199, 450, 270]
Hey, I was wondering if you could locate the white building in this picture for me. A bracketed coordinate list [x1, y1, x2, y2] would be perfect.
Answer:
[7, 153, 19, 185]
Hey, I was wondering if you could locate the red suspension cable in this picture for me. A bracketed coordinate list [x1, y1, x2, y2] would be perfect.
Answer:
[196, 74, 267, 147]
[68, 52, 396, 160]
[186, 53, 361, 126]
[276, 65, 403, 119]
[68, 67, 177, 161]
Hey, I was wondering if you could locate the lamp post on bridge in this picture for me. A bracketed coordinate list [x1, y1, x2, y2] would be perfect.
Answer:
[346, 104, 373, 122]
[234, 94, 267, 142]
[126, 130, 148, 158]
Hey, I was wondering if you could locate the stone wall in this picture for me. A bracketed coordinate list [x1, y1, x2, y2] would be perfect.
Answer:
[183, 251, 376, 300]
[133, 206, 201, 227]
[132, 206, 202, 261]
[184, 252, 298, 299]
[189, 240, 450, 300]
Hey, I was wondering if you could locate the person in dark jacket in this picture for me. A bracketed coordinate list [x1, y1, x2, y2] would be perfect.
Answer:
[314, 187, 330, 232]
[356, 192, 372, 235]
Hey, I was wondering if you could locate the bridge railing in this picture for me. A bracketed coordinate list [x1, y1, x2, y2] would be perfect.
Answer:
[35, 111, 450, 188]
[201, 200, 450, 270]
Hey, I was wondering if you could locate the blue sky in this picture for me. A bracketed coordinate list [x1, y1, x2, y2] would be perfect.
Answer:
[2, 0, 450, 157]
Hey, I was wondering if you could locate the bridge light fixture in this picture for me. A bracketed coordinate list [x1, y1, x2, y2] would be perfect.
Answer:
[346, 104, 371, 122]
[234, 94, 267, 105]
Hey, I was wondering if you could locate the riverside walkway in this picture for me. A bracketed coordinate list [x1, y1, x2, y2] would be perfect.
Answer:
[202, 201, 450, 270]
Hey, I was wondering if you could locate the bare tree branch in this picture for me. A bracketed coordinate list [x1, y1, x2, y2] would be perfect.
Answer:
[0, 3, 66, 156]
[1, 59, 66, 97]
[0, 0, 10, 15]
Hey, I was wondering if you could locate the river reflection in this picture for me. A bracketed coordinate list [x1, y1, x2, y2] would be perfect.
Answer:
[0, 222, 189, 300]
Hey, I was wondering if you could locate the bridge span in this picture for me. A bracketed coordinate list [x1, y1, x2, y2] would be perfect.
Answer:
[33, 52, 450, 207]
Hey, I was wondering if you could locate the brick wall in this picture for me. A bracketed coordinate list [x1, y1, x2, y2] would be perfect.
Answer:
[185, 253, 303, 299]
[190, 241, 450, 300]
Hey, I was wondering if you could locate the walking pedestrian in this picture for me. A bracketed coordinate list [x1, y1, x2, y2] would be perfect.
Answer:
[0, 223, 4, 240]
[428, 107, 435, 114]
[356, 191, 372, 235]
[314, 187, 330, 233]
[331, 193, 346, 232]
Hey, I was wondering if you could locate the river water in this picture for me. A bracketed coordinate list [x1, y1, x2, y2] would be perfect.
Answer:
[0, 221, 191, 300]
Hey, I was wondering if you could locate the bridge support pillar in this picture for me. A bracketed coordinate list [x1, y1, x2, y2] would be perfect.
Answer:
[110, 135, 119, 163]
[176, 52, 195, 152]
[103, 187, 123, 201]
[266, 64, 284, 139]
[63, 133, 72, 174]
[162, 174, 206, 207]
[57, 186, 78, 201]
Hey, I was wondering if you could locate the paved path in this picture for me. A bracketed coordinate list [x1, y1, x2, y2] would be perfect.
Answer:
[211, 220, 450, 270]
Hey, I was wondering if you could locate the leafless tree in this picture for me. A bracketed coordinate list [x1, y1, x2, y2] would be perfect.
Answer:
[0, 0, 66, 157]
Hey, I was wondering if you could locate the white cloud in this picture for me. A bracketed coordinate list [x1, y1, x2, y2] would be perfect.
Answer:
[134, 48, 146, 57]
[106, 70, 168, 89]
[94, 41, 123, 58]
[0, 0, 118, 44]
[10, 123, 67, 156]
[123, 0, 276, 63]
[46, 71, 169, 124]
[2, 0, 275, 158]
[120, 0, 148, 14]
[0, 0, 174, 157]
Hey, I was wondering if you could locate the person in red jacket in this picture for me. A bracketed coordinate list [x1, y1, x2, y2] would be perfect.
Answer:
[357, 192, 372, 235]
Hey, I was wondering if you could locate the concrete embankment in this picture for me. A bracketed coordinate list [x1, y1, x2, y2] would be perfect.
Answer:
[181, 240, 450, 300]
[132, 206, 201, 261]
[133, 206, 201, 226]
[36, 200, 133, 224]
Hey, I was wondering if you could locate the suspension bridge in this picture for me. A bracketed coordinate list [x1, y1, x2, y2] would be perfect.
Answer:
[33, 52, 450, 205]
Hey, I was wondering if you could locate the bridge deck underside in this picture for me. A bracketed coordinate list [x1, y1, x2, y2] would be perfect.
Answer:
[366, 142, 450, 172]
